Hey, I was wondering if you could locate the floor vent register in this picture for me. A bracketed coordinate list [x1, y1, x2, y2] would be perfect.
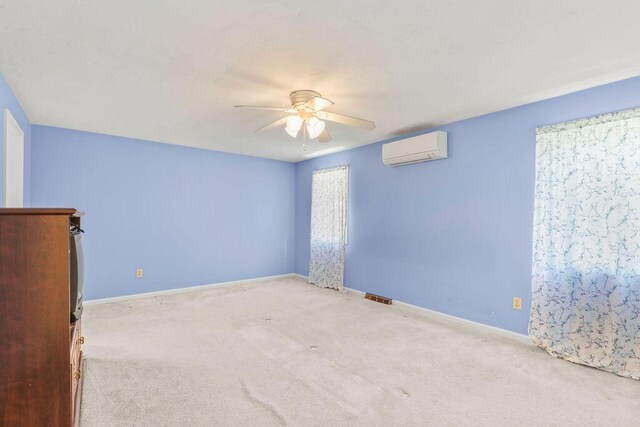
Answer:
[364, 293, 392, 305]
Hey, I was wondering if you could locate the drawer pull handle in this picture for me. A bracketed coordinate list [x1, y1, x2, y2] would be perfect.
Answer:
[79, 336, 85, 345]
[74, 370, 81, 380]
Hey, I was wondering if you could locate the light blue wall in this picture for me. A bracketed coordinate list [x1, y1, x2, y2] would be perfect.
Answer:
[295, 76, 640, 334]
[0, 72, 31, 206]
[31, 126, 296, 300]
[26, 73, 640, 332]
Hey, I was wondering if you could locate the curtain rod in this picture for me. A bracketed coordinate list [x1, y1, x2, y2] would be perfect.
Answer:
[536, 106, 640, 135]
[313, 164, 349, 173]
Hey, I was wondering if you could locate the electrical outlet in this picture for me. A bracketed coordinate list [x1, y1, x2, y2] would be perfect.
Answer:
[513, 297, 522, 310]
[136, 268, 143, 278]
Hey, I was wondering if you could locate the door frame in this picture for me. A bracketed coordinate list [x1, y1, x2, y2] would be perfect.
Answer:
[4, 108, 25, 207]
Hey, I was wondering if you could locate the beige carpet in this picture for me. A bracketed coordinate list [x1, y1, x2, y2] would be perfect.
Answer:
[80, 276, 639, 426]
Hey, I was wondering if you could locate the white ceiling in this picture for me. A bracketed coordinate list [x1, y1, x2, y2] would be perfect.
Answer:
[1, 1, 640, 162]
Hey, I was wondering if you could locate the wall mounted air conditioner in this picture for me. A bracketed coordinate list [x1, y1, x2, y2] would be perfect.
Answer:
[382, 131, 448, 166]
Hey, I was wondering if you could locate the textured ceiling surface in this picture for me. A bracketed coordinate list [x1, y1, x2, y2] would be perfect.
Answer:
[1, 1, 640, 161]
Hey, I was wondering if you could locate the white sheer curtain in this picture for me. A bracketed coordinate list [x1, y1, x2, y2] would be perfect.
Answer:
[308, 165, 348, 292]
[530, 108, 640, 380]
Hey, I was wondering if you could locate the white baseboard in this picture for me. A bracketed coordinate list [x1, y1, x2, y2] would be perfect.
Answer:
[391, 298, 531, 344]
[293, 274, 530, 344]
[84, 273, 298, 306]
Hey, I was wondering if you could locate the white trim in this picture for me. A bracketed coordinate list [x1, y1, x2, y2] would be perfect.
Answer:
[294, 274, 531, 344]
[84, 273, 297, 306]
[4, 108, 25, 208]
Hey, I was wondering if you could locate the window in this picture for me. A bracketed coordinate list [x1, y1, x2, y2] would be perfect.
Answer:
[308, 165, 349, 291]
[529, 107, 640, 380]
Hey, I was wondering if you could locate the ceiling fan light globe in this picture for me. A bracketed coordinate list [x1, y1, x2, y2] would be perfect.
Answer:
[307, 117, 325, 139]
[286, 115, 303, 128]
[285, 115, 303, 138]
[285, 125, 300, 138]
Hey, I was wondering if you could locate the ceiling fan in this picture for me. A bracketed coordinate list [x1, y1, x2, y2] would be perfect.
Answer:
[235, 90, 375, 143]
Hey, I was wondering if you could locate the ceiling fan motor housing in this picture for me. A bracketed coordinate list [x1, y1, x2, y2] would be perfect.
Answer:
[290, 90, 321, 110]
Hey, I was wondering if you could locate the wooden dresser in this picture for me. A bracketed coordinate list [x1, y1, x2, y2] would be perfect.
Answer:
[0, 208, 85, 426]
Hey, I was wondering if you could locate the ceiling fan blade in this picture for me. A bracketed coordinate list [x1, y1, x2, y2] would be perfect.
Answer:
[316, 111, 375, 130]
[318, 129, 332, 143]
[304, 96, 334, 112]
[235, 105, 296, 113]
[256, 116, 289, 133]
